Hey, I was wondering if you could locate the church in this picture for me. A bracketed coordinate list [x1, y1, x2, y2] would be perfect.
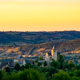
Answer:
[43, 46, 57, 61]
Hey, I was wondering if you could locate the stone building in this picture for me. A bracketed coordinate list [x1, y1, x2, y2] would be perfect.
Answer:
[43, 46, 57, 61]
[14, 55, 28, 66]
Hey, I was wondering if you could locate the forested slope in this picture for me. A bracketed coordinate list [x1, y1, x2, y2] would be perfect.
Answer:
[0, 31, 80, 45]
[20, 39, 80, 54]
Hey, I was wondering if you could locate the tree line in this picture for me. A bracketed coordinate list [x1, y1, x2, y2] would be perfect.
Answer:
[0, 54, 80, 80]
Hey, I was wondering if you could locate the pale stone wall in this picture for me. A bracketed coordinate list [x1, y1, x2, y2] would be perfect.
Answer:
[51, 46, 57, 61]
[53, 50, 57, 61]
[45, 52, 49, 61]
[44, 46, 57, 61]
[44, 53, 52, 61]
[23, 60, 26, 65]
[14, 59, 18, 63]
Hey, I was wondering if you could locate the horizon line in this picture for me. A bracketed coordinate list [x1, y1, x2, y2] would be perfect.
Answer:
[0, 30, 79, 32]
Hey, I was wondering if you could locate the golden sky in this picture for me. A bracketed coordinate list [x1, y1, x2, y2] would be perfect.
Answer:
[0, 0, 80, 31]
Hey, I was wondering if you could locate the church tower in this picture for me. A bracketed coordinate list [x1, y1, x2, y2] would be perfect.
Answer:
[51, 46, 57, 61]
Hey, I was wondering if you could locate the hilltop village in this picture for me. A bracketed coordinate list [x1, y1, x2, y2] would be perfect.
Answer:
[0, 46, 57, 69]
[0, 46, 80, 69]
[0, 45, 80, 80]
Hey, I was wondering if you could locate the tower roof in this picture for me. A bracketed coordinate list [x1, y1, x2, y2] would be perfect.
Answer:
[52, 46, 57, 50]
[52, 46, 55, 50]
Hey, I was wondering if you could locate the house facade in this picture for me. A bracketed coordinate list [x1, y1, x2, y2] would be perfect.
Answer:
[14, 55, 28, 66]
[14, 55, 34, 66]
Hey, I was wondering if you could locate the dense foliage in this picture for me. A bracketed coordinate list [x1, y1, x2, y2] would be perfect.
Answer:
[0, 55, 80, 80]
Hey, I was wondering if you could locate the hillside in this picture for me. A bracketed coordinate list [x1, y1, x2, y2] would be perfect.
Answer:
[0, 39, 80, 58]
[0, 31, 80, 45]
[20, 39, 80, 55]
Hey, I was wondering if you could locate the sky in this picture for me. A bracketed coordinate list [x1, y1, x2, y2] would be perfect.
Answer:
[0, 0, 80, 31]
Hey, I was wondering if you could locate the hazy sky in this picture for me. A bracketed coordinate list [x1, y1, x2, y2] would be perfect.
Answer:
[0, 0, 80, 31]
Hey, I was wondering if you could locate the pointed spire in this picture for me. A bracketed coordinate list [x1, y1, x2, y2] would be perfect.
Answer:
[52, 46, 55, 50]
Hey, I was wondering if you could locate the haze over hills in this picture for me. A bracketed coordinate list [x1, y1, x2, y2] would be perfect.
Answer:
[0, 31, 80, 45]
[0, 39, 80, 57]
[0, 31, 80, 58]
[20, 39, 80, 54]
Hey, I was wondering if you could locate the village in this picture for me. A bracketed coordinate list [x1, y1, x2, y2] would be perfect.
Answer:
[0, 46, 80, 69]
[0, 46, 56, 69]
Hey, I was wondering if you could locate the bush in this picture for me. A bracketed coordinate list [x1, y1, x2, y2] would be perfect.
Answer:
[14, 63, 20, 71]
[2, 68, 45, 80]
[52, 71, 71, 80]
[50, 60, 60, 69]
[0, 70, 2, 80]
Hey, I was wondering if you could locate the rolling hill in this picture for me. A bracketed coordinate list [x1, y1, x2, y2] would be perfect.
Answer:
[0, 31, 80, 45]
[0, 39, 80, 58]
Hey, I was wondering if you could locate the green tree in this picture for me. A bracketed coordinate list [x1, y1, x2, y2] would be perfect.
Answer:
[50, 60, 60, 68]
[2, 68, 45, 80]
[44, 61, 47, 66]
[53, 71, 71, 80]
[38, 62, 42, 66]
[68, 60, 73, 64]
[57, 54, 64, 63]
[71, 76, 79, 80]
[25, 63, 31, 69]
[44, 72, 49, 80]
[62, 62, 69, 70]
[0, 70, 2, 80]
[48, 67, 58, 76]
[14, 63, 20, 71]
[69, 72, 74, 77]
[74, 70, 80, 77]
[4, 66, 10, 72]
[57, 54, 64, 69]
[38, 57, 44, 60]
[20, 65, 25, 70]
[76, 64, 80, 70]
[35, 58, 38, 63]
[18, 68, 45, 80]
[68, 60, 75, 70]
[2, 71, 18, 80]
[35, 57, 43, 63]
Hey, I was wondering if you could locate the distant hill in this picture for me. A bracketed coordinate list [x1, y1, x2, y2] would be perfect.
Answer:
[20, 39, 80, 54]
[0, 31, 80, 45]
[0, 39, 80, 58]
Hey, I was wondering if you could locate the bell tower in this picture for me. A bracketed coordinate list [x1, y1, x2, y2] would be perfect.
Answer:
[51, 46, 57, 61]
